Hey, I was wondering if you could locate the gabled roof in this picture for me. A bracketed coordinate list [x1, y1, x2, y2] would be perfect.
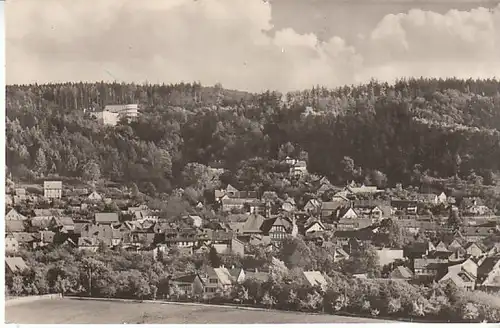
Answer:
[78, 236, 99, 247]
[260, 216, 292, 233]
[226, 184, 239, 193]
[5, 209, 27, 221]
[171, 273, 204, 284]
[5, 257, 29, 273]
[305, 220, 326, 232]
[242, 213, 266, 233]
[12, 232, 35, 243]
[95, 212, 119, 224]
[207, 267, 233, 285]
[390, 266, 413, 279]
[304, 199, 321, 208]
[303, 271, 328, 287]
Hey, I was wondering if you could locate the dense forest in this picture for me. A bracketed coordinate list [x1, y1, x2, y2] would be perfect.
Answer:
[6, 78, 500, 194]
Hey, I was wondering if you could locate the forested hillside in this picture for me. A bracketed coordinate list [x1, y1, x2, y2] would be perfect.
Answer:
[6, 78, 500, 194]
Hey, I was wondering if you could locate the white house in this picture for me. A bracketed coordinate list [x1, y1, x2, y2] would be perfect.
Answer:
[87, 191, 103, 201]
[44, 181, 62, 199]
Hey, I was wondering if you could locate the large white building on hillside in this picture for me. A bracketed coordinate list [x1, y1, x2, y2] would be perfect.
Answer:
[92, 104, 139, 126]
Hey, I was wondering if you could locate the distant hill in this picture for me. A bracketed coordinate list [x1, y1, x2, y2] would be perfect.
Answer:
[6, 78, 500, 193]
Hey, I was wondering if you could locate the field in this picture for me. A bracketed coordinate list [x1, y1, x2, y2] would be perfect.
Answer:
[5, 298, 392, 324]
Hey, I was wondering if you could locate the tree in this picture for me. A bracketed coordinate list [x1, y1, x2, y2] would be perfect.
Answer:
[208, 247, 221, 268]
[11, 275, 24, 296]
[261, 292, 276, 309]
[279, 237, 312, 269]
[447, 208, 463, 232]
[34, 148, 47, 175]
[82, 161, 101, 182]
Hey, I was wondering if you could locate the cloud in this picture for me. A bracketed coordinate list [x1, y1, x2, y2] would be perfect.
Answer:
[5, 0, 500, 92]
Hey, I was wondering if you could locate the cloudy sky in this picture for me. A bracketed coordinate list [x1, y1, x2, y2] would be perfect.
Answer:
[5, 0, 500, 92]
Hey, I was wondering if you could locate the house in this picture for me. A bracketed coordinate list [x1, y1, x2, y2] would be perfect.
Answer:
[50, 217, 75, 233]
[203, 266, 234, 296]
[462, 226, 496, 242]
[81, 224, 123, 247]
[304, 220, 326, 235]
[334, 218, 372, 231]
[32, 231, 56, 249]
[5, 208, 27, 221]
[281, 198, 296, 212]
[465, 242, 485, 258]
[289, 160, 308, 177]
[316, 183, 334, 195]
[337, 207, 359, 220]
[169, 273, 205, 297]
[437, 192, 447, 204]
[5, 257, 29, 275]
[260, 216, 293, 245]
[78, 237, 99, 252]
[464, 205, 492, 216]
[228, 267, 246, 284]
[438, 259, 478, 291]
[14, 188, 27, 201]
[321, 201, 346, 219]
[303, 199, 321, 214]
[332, 246, 350, 262]
[389, 266, 413, 280]
[417, 193, 439, 205]
[5, 195, 13, 206]
[376, 248, 404, 267]
[6, 220, 26, 233]
[164, 228, 198, 249]
[212, 238, 245, 257]
[5, 233, 19, 253]
[413, 258, 448, 278]
[30, 217, 52, 231]
[87, 191, 103, 201]
[239, 213, 267, 236]
[345, 184, 381, 196]
[439, 269, 476, 291]
[477, 256, 500, 291]
[95, 212, 119, 225]
[44, 181, 63, 199]
[302, 271, 329, 290]
[391, 199, 418, 215]
[226, 184, 239, 197]
[187, 215, 203, 228]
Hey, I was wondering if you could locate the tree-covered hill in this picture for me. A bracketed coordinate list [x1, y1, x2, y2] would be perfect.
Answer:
[6, 78, 500, 193]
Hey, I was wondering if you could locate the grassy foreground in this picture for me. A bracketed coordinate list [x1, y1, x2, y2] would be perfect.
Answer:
[5, 298, 392, 324]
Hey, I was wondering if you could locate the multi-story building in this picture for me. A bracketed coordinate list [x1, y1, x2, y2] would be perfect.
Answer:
[44, 181, 62, 199]
[93, 104, 139, 126]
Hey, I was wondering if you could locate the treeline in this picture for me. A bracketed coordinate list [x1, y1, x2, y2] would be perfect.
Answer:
[6, 78, 500, 192]
[6, 244, 500, 323]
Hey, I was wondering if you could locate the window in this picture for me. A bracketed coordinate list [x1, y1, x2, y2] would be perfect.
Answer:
[209, 278, 218, 284]
[205, 287, 217, 293]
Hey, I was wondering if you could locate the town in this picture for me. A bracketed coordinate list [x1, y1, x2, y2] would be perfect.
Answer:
[5, 150, 500, 322]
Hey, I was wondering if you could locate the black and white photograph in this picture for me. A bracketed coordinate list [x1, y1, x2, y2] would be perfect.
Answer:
[4, 0, 500, 324]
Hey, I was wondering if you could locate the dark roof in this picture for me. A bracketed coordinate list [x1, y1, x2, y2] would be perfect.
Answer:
[478, 256, 500, 279]
[260, 217, 292, 233]
[171, 273, 203, 284]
